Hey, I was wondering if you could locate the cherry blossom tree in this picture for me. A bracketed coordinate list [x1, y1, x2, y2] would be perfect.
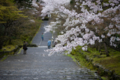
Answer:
[37, 0, 120, 56]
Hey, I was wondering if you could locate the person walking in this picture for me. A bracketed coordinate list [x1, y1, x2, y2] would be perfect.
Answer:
[23, 41, 27, 54]
[47, 39, 51, 49]
[41, 33, 44, 41]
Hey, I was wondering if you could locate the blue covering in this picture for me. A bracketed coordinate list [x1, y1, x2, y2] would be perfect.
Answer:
[48, 40, 51, 46]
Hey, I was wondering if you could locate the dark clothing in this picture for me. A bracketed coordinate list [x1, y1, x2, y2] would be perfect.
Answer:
[48, 45, 51, 49]
[23, 42, 27, 54]
[23, 44, 27, 50]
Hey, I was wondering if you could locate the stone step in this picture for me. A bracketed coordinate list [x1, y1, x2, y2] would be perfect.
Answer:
[38, 46, 48, 48]
[0, 68, 98, 80]
[0, 76, 97, 80]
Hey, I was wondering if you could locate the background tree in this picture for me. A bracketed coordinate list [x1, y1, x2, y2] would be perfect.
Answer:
[0, 0, 26, 49]
[14, 0, 32, 8]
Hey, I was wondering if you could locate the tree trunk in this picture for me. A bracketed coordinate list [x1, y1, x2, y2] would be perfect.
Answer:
[0, 39, 4, 49]
[0, 43, 3, 49]
[104, 43, 109, 57]
[98, 43, 102, 55]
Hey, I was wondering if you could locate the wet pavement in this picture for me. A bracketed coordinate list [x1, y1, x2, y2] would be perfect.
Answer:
[0, 21, 99, 80]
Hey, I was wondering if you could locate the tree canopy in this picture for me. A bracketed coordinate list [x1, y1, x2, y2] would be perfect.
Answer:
[14, 0, 32, 8]
[0, 0, 26, 24]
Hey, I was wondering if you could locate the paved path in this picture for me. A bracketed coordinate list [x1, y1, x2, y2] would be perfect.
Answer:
[0, 21, 99, 80]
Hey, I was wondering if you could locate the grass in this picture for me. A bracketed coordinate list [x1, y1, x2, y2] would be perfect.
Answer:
[2, 45, 15, 51]
[101, 77, 109, 80]
[67, 54, 76, 62]
[68, 46, 120, 80]
[69, 46, 95, 70]
[0, 55, 8, 61]
[86, 47, 120, 76]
